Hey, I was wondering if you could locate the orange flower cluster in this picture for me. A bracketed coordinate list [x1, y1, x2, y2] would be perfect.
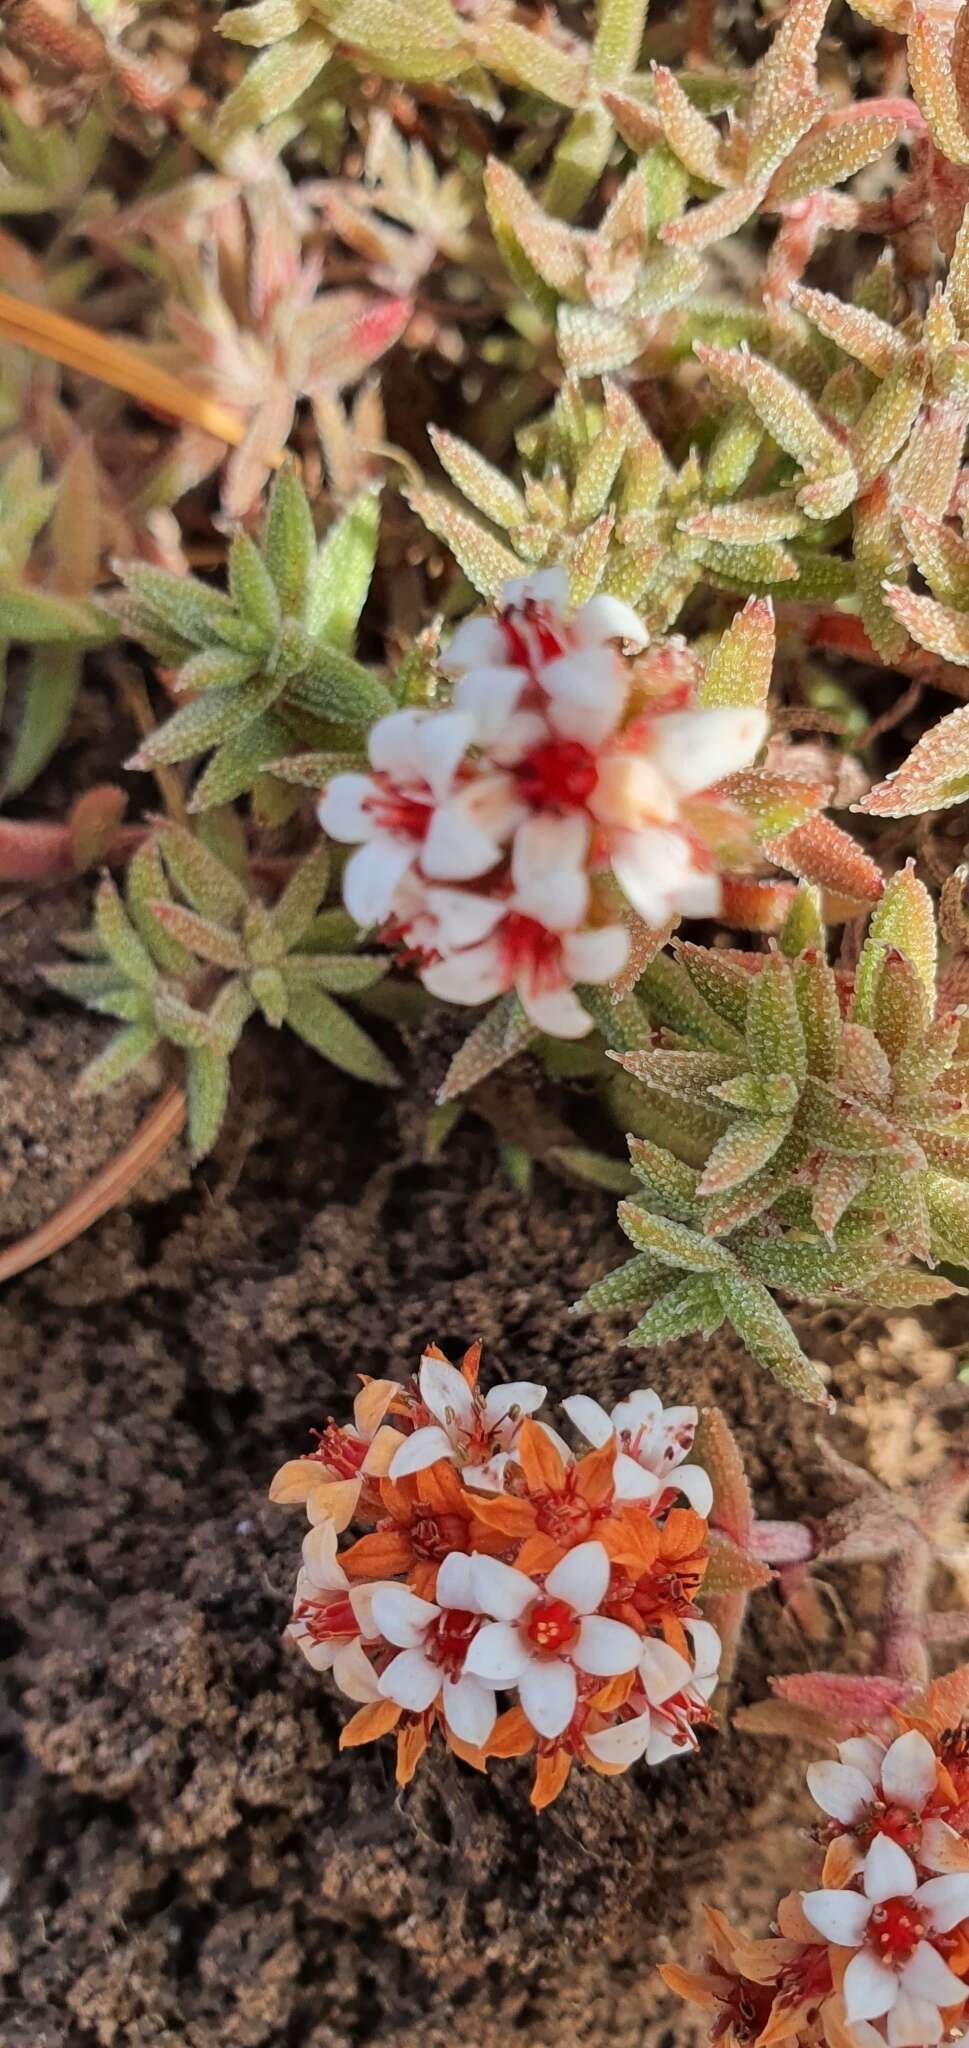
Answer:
[270, 1342, 720, 1808]
[661, 1671, 969, 2048]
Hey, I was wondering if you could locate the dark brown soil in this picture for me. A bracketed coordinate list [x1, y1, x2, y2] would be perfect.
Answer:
[1, 893, 853, 2048]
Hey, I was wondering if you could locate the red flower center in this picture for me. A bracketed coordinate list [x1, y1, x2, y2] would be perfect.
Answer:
[515, 738, 598, 810]
[630, 1559, 705, 1624]
[857, 1801, 923, 1852]
[524, 1597, 579, 1655]
[713, 1978, 775, 2046]
[409, 1509, 469, 1561]
[311, 1423, 368, 1478]
[498, 913, 563, 994]
[869, 1897, 924, 1965]
[432, 1607, 480, 1677]
[294, 1593, 357, 1643]
[365, 775, 432, 840]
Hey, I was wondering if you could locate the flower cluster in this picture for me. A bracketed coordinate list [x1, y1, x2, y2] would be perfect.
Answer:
[661, 1671, 969, 2048]
[319, 569, 767, 1038]
[270, 1342, 720, 1806]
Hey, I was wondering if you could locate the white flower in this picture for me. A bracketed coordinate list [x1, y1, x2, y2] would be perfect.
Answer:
[561, 1388, 713, 1516]
[444, 571, 647, 756]
[288, 1519, 383, 1702]
[319, 706, 522, 927]
[420, 811, 629, 1037]
[584, 1619, 722, 1768]
[462, 1541, 641, 1739]
[371, 1552, 498, 1747]
[802, 1837, 969, 2046]
[808, 1728, 938, 1837]
[389, 1351, 547, 1488]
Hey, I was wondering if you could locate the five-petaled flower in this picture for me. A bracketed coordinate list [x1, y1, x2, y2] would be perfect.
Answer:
[389, 1347, 548, 1488]
[462, 1542, 642, 1739]
[562, 1387, 714, 1516]
[802, 1835, 969, 2043]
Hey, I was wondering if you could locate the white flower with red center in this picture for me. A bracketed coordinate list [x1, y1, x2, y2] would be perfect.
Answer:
[461, 1541, 641, 1738]
[288, 1519, 384, 1701]
[561, 1389, 713, 1516]
[801, 1836, 969, 2045]
[370, 1552, 498, 1748]
[318, 705, 523, 928]
[389, 1351, 547, 1489]
[583, 1619, 722, 1770]
[419, 810, 629, 1037]
[807, 1729, 948, 1864]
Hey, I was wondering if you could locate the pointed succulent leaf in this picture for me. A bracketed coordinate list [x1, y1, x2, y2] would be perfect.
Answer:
[793, 952, 842, 1081]
[283, 953, 389, 993]
[94, 876, 160, 993]
[853, 864, 937, 1024]
[627, 1274, 726, 1345]
[615, 1047, 742, 1100]
[227, 532, 281, 641]
[745, 953, 806, 1086]
[148, 903, 246, 971]
[697, 1114, 792, 1196]
[286, 986, 398, 1084]
[118, 563, 238, 647]
[186, 1047, 231, 1161]
[639, 953, 746, 1056]
[77, 1022, 160, 1095]
[264, 467, 316, 618]
[405, 486, 522, 599]
[694, 344, 848, 480]
[130, 672, 286, 770]
[799, 1076, 926, 1169]
[884, 585, 969, 664]
[700, 595, 775, 709]
[790, 283, 906, 377]
[908, 11, 969, 165]
[780, 884, 825, 959]
[858, 705, 969, 817]
[617, 1199, 735, 1271]
[437, 991, 536, 1103]
[572, 1249, 671, 1315]
[716, 1270, 833, 1407]
[157, 824, 249, 923]
[626, 1134, 699, 1220]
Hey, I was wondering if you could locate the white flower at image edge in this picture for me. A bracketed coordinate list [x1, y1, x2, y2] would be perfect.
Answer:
[371, 1552, 498, 1748]
[388, 1351, 547, 1486]
[318, 706, 523, 928]
[288, 1519, 384, 1701]
[583, 1620, 722, 1769]
[462, 1540, 641, 1738]
[802, 1836, 969, 2046]
[420, 811, 629, 1037]
[561, 1388, 713, 1516]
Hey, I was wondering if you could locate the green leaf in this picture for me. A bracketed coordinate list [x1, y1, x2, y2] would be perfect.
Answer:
[265, 466, 317, 617]
[149, 903, 246, 970]
[405, 486, 522, 598]
[626, 1134, 700, 1219]
[437, 991, 536, 1102]
[716, 1270, 832, 1406]
[546, 1145, 636, 1193]
[639, 953, 746, 1056]
[132, 670, 286, 769]
[617, 1199, 734, 1271]
[572, 1250, 671, 1313]
[288, 644, 393, 724]
[119, 563, 238, 645]
[283, 953, 389, 993]
[697, 1114, 791, 1195]
[0, 585, 115, 646]
[125, 840, 195, 977]
[305, 488, 380, 653]
[853, 864, 937, 1024]
[628, 1275, 725, 1345]
[745, 953, 806, 1084]
[286, 985, 399, 1084]
[228, 532, 281, 639]
[4, 643, 81, 795]
[77, 1022, 160, 1094]
[157, 824, 250, 922]
[701, 595, 775, 708]
[187, 1047, 231, 1160]
[94, 876, 160, 992]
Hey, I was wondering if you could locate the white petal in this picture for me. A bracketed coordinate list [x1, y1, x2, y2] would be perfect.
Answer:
[482, 1380, 547, 1429]
[881, 1730, 937, 1813]
[370, 1584, 439, 1649]
[802, 1888, 873, 1948]
[487, 708, 548, 767]
[443, 1674, 496, 1747]
[368, 707, 432, 783]
[421, 799, 504, 883]
[612, 1452, 663, 1503]
[649, 707, 768, 795]
[561, 924, 630, 985]
[542, 648, 626, 747]
[452, 664, 528, 744]
[646, 1719, 693, 1766]
[469, 1554, 536, 1621]
[865, 1835, 917, 1905]
[300, 1519, 347, 1590]
[574, 594, 647, 649]
[900, 1941, 968, 2005]
[413, 711, 476, 799]
[887, 1993, 944, 2047]
[422, 941, 505, 1007]
[378, 1646, 442, 1712]
[440, 614, 506, 674]
[332, 1638, 382, 1703]
[343, 836, 414, 928]
[560, 1394, 614, 1448]
[418, 1356, 475, 1432]
[638, 1637, 692, 1706]
[519, 982, 592, 1038]
[519, 1657, 577, 1740]
[684, 1619, 721, 1682]
[611, 1389, 663, 1436]
[423, 885, 505, 951]
[842, 1949, 899, 2023]
[435, 1550, 476, 1611]
[839, 1737, 886, 1782]
[511, 813, 590, 931]
[318, 773, 379, 843]
[918, 1818, 969, 1875]
[519, 565, 569, 608]
[545, 1539, 610, 1615]
[610, 827, 687, 924]
[574, 1615, 641, 1677]
[674, 867, 722, 919]
[297, 1636, 337, 1671]
[389, 1425, 456, 1478]
[463, 1619, 530, 1684]
[348, 1582, 385, 1640]
[671, 1463, 714, 1516]
[917, 1873, 969, 1934]
[585, 1713, 652, 1766]
[807, 1760, 876, 1826]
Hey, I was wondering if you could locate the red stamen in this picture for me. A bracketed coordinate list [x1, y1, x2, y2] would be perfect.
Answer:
[365, 775, 432, 840]
[868, 1897, 923, 1964]
[432, 1607, 480, 1677]
[525, 1596, 579, 1655]
[498, 913, 563, 994]
[310, 1423, 368, 1478]
[516, 738, 599, 810]
[409, 1508, 470, 1561]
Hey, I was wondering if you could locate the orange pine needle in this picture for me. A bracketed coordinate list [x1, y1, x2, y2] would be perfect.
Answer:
[0, 290, 278, 458]
[0, 1084, 186, 1285]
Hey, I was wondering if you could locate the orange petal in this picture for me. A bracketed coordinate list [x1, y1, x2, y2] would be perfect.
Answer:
[396, 1717, 429, 1785]
[269, 1458, 324, 1504]
[660, 1614, 690, 1660]
[447, 1732, 489, 1774]
[514, 1533, 564, 1576]
[591, 1670, 635, 1713]
[822, 1835, 860, 1888]
[703, 1907, 743, 1974]
[417, 1459, 466, 1513]
[517, 1416, 566, 1494]
[657, 1964, 723, 2009]
[362, 1424, 406, 1477]
[531, 1748, 571, 1808]
[340, 1699, 401, 1747]
[584, 1753, 628, 1778]
[776, 1891, 817, 1943]
[660, 1507, 708, 1559]
[467, 1493, 535, 1537]
[575, 1437, 616, 1507]
[485, 1707, 535, 1759]
[354, 1378, 401, 1438]
[306, 1477, 361, 1532]
[598, 1513, 660, 1571]
[408, 1561, 438, 1600]
[460, 1339, 482, 1388]
[341, 1529, 413, 1578]
[378, 1474, 416, 1520]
